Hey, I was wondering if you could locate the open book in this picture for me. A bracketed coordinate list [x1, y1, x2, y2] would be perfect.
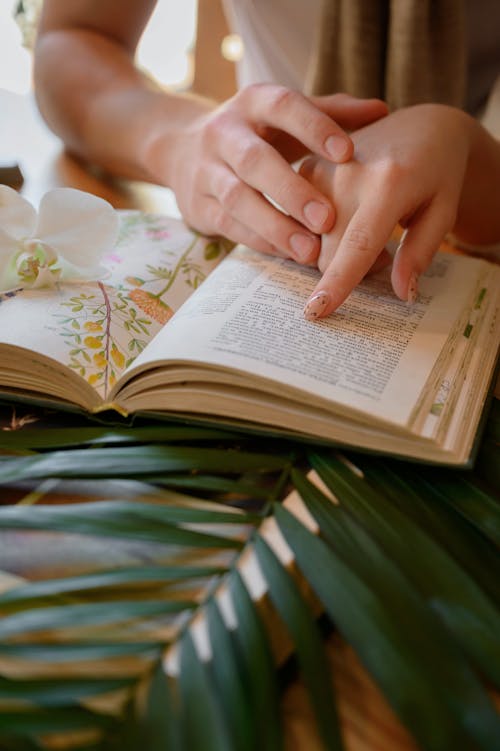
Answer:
[1, 211, 499, 466]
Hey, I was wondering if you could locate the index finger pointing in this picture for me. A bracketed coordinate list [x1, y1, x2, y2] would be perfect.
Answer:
[303, 205, 397, 319]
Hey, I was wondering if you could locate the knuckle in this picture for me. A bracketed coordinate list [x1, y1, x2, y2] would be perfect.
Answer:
[270, 175, 297, 209]
[375, 158, 409, 190]
[234, 83, 266, 106]
[233, 139, 262, 175]
[344, 226, 376, 256]
[267, 85, 296, 114]
[219, 176, 244, 211]
[212, 209, 232, 237]
[239, 82, 267, 102]
[203, 111, 230, 143]
[302, 111, 331, 144]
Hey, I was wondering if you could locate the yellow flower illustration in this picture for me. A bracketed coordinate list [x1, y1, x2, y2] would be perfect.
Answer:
[84, 336, 102, 349]
[87, 373, 100, 386]
[125, 276, 144, 287]
[84, 321, 103, 332]
[129, 289, 173, 324]
[93, 352, 108, 368]
[111, 344, 125, 368]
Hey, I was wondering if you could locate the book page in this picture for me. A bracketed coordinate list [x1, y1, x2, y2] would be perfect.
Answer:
[124, 246, 491, 428]
[0, 212, 227, 406]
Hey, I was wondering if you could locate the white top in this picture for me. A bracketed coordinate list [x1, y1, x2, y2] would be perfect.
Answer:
[221, 0, 322, 90]
[223, 0, 500, 120]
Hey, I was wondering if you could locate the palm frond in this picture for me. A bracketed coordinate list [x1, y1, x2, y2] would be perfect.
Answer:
[0, 405, 499, 750]
[308, 454, 500, 688]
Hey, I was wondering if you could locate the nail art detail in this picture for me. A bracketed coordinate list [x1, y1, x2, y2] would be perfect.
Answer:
[303, 291, 331, 320]
[407, 272, 419, 304]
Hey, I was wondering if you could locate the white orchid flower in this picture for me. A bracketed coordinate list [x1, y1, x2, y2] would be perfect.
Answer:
[0, 186, 119, 292]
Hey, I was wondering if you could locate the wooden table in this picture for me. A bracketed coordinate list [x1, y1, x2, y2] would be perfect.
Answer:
[0, 88, 181, 215]
[0, 87, 431, 751]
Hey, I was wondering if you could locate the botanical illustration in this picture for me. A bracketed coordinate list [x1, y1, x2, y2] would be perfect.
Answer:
[53, 282, 154, 399]
[50, 212, 228, 397]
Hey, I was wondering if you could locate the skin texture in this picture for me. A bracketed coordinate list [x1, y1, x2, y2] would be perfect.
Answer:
[301, 104, 500, 316]
[33, 0, 387, 266]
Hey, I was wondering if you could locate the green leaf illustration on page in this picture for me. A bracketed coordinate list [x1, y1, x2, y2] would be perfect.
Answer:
[53, 283, 156, 398]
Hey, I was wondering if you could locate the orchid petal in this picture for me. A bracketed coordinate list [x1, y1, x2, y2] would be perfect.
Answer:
[57, 258, 108, 283]
[0, 227, 19, 263]
[34, 188, 119, 268]
[0, 246, 22, 291]
[0, 185, 37, 242]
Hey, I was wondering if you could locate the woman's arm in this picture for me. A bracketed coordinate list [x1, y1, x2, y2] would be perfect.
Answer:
[34, 0, 387, 261]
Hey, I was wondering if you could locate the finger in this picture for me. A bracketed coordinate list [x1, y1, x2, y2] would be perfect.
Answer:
[208, 165, 321, 264]
[311, 93, 389, 131]
[220, 125, 335, 235]
[241, 84, 354, 162]
[391, 198, 457, 301]
[304, 202, 397, 319]
[196, 196, 290, 258]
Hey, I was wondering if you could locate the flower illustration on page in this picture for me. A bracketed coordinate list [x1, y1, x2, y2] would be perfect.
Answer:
[0, 186, 119, 292]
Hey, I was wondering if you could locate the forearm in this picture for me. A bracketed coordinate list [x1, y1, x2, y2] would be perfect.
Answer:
[33, 28, 216, 184]
[32, 2, 390, 267]
[454, 115, 500, 247]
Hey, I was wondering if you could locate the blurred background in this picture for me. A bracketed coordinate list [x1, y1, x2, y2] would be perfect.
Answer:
[0, 0, 237, 206]
[0, 0, 199, 95]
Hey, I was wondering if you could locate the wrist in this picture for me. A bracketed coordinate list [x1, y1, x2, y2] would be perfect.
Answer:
[140, 92, 215, 187]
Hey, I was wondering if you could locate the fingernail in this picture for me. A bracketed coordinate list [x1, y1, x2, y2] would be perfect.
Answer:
[325, 135, 350, 160]
[303, 291, 331, 320]
[290, 233, 316, 262]
[407, 272, 419, 304]
[304, 200, 329, 229]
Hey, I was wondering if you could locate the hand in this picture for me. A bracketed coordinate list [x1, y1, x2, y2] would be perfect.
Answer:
[300, 104, 480, 319]
[152, 87, 387, 263]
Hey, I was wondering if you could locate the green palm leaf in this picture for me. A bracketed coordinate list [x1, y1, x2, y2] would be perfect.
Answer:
[0, 425, 242, 452]
[361, 460, 500, 607]
[0, 676, 134, 707]
[0, 600, 196, 641]
[0, 501, 254, 548]
[228, 570, 284, 751]
[177, 629, 234, 751]
[253, 535, 343, 751]
[308, 454, 500, 687]
[0, 565, 225, 608]
[0, 410, 498, 750]
[0, 707, 118, 741]
[273, 497, 500, 751]
[135, 662, 182, 751]
[0, 445, 290, 483]
[204, 597, 257, 751]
